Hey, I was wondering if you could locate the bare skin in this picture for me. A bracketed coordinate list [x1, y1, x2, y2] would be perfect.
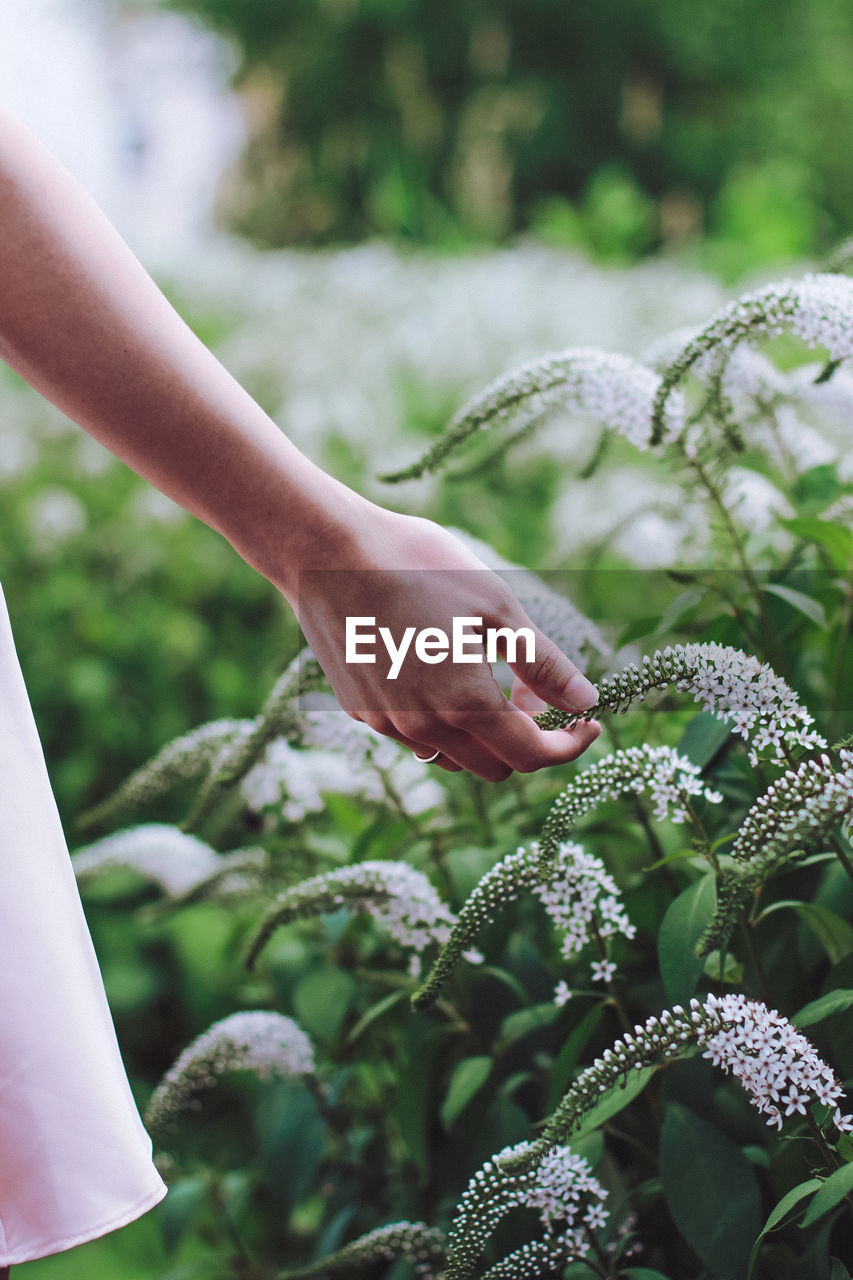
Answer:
[0, 107, 601, 780]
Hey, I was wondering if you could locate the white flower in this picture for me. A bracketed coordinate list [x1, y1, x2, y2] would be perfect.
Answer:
[543, 995, 852, 1146]
[699, 993, 848, 1129]
[834, 1108, 853, 1134]
[541, 743, 723, 863]
[447, 1139, 609, 1278]
[652, 273, 853, 442]
[242, 698, 445, 820]
[145, 1010, 314, 1135]
[246, 860, 459, 968]
[553, 980, 573, 1006]
[534, 840, 635, 968]
[383, 347, 687, 483]
[72, 823, 223, 897]
[590, 959, 617, 984]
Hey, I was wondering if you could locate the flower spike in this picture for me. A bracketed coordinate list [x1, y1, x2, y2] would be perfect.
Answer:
[380, 347, 685, 482]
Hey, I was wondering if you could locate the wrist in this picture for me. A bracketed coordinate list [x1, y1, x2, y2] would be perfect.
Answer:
[223, 448, 384, 605]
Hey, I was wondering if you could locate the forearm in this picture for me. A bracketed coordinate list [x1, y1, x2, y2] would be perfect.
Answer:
[0, 107, 366, 599]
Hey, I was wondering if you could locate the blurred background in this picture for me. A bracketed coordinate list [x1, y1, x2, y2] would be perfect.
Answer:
[4, 0, 853, 271]
[3, 5, 853, 1272]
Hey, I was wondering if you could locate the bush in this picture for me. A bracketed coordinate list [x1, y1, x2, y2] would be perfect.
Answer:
[49, 254, 853, 1278]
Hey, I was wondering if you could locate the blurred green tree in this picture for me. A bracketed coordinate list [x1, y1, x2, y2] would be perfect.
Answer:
[160, 0, 853, 261]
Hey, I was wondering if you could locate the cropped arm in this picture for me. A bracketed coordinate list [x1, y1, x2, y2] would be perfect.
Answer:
[0, 108, 599, 780]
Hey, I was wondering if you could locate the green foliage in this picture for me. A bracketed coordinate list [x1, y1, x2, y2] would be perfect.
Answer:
[155, 0, 853, 267]
[660, 1104, 763, 1280]
[12, 246, 853, 1278]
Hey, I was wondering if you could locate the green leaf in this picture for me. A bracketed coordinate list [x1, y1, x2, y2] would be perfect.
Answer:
[617, 615, 662, 648]
[702, 950, 743, 983]
[441, 1055, 492, 1129]
[158, 1174, 209, 1253]
[546, 1003, 605, 1111]
[759, 901, 853, 964]
[346, 989, 409, 1044]
[393, 1021, 448, 1174]
[778, 516, 853, 569]
[572, 1064, 657, 1139]
[678, 710, 733, 768]
[793, 464, 841, 509]
[830, 1258, 852, 1279]
[292, 967, 355, 1044]
[497, 1002, 562, 1050]
[658, 874, 717, 1005]
[746, 1178, 823, 1277]
[661, 1104, 762, 1280]
[623, 1270, 673, 1280]
[656, 586, 708, 636]
[643, 845, 704, 872]
[794, 989, 853, 1028]
[800, 1163, 853, 1228]
[761, 583, 827, 628]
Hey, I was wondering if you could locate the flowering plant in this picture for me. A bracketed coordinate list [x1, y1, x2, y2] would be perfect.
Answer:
[68, 251, 853, 1278]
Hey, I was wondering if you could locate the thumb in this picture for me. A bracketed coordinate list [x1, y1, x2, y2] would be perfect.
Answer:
[503, 617, 598, 713]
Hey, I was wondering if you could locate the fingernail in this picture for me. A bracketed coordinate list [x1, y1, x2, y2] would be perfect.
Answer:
[565, 671, 598, 711]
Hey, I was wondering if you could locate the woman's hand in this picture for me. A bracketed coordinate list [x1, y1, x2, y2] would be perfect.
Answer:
[0, 109, 600, 780]
[291, 504, 601, 781]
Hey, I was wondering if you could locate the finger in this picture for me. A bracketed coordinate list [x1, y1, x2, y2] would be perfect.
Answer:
[423, 727, 514, 782]
[509, 675, 547, 717]
[460, 695, 602, 773]
[503, 621, 598, 714]
[394, 711, 515, 782]
[381, 731, 463, 773]
[411, 745, 463, 773]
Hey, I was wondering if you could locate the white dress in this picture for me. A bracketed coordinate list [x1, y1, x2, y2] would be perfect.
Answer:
[0, 584, 166, 1265]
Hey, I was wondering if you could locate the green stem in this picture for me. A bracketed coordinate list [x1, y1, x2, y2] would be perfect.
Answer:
[582, 1223, 616, 1279]
[684, 448, 787, 672]
[830, 831, 853, 886]
[684, 796, 719, 872]
[738, 917, 771, 1005]
[806, 1111, 843, 1174]
[828, 575, 853, 742]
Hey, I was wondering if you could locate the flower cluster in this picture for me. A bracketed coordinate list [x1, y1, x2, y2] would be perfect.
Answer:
[651, 273, 853, 444]
[539, 743, 722, 866]
[80, 650, 328, 833]
[732, 749, 853, 869]
[183, 650, 327, 830]
[73, 823, 221, 897]
[699, 749, 853, 955]
[79, 717, 256, 829]
[417, 746, 707, 1011]
[446, 1140, 609, 1280]
[536, 996, 852, 1154]
[242, 694, 445, 822]
[700, 993, 853, 1132]
[72, 823, 264, 901]
[535, 643, 825, 766]
[245, 860, 457, 970]
[413, 835, 635, 1010]
[381, 347, 686, 482]
[145, 1010, 315, 1138]
[412, 846, 540, 1010]
[534, 839, 636, 992]
[280, 1222, 446, 1279]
